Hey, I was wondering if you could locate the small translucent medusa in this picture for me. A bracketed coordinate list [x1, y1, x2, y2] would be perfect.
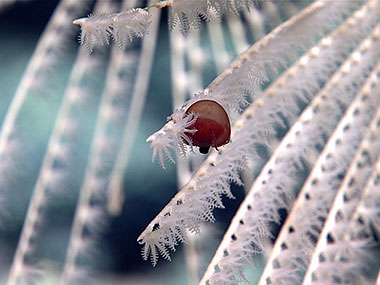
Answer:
[185, 100, 231, 154]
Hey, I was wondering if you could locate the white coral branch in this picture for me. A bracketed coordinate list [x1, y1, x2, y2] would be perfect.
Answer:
[139, 0, 369, 267]
[202, 11, 380, 283]
[304, 98, 380, 285]
[146, 0, 359, 165]
[73, 8, 151, 52]
[260, 54, 380, 285]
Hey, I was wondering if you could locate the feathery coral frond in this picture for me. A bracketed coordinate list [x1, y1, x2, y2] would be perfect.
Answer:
[74, 8, 151, 52]
[139, 0, 369, 267]
[202, 8, 380, 283]
[146, 0, 359, 168]
[260, 48, 380, 284]
[304, 93, 380, 285]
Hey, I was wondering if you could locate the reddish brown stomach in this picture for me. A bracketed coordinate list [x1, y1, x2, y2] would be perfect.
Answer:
[189, 117, 229, 148]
